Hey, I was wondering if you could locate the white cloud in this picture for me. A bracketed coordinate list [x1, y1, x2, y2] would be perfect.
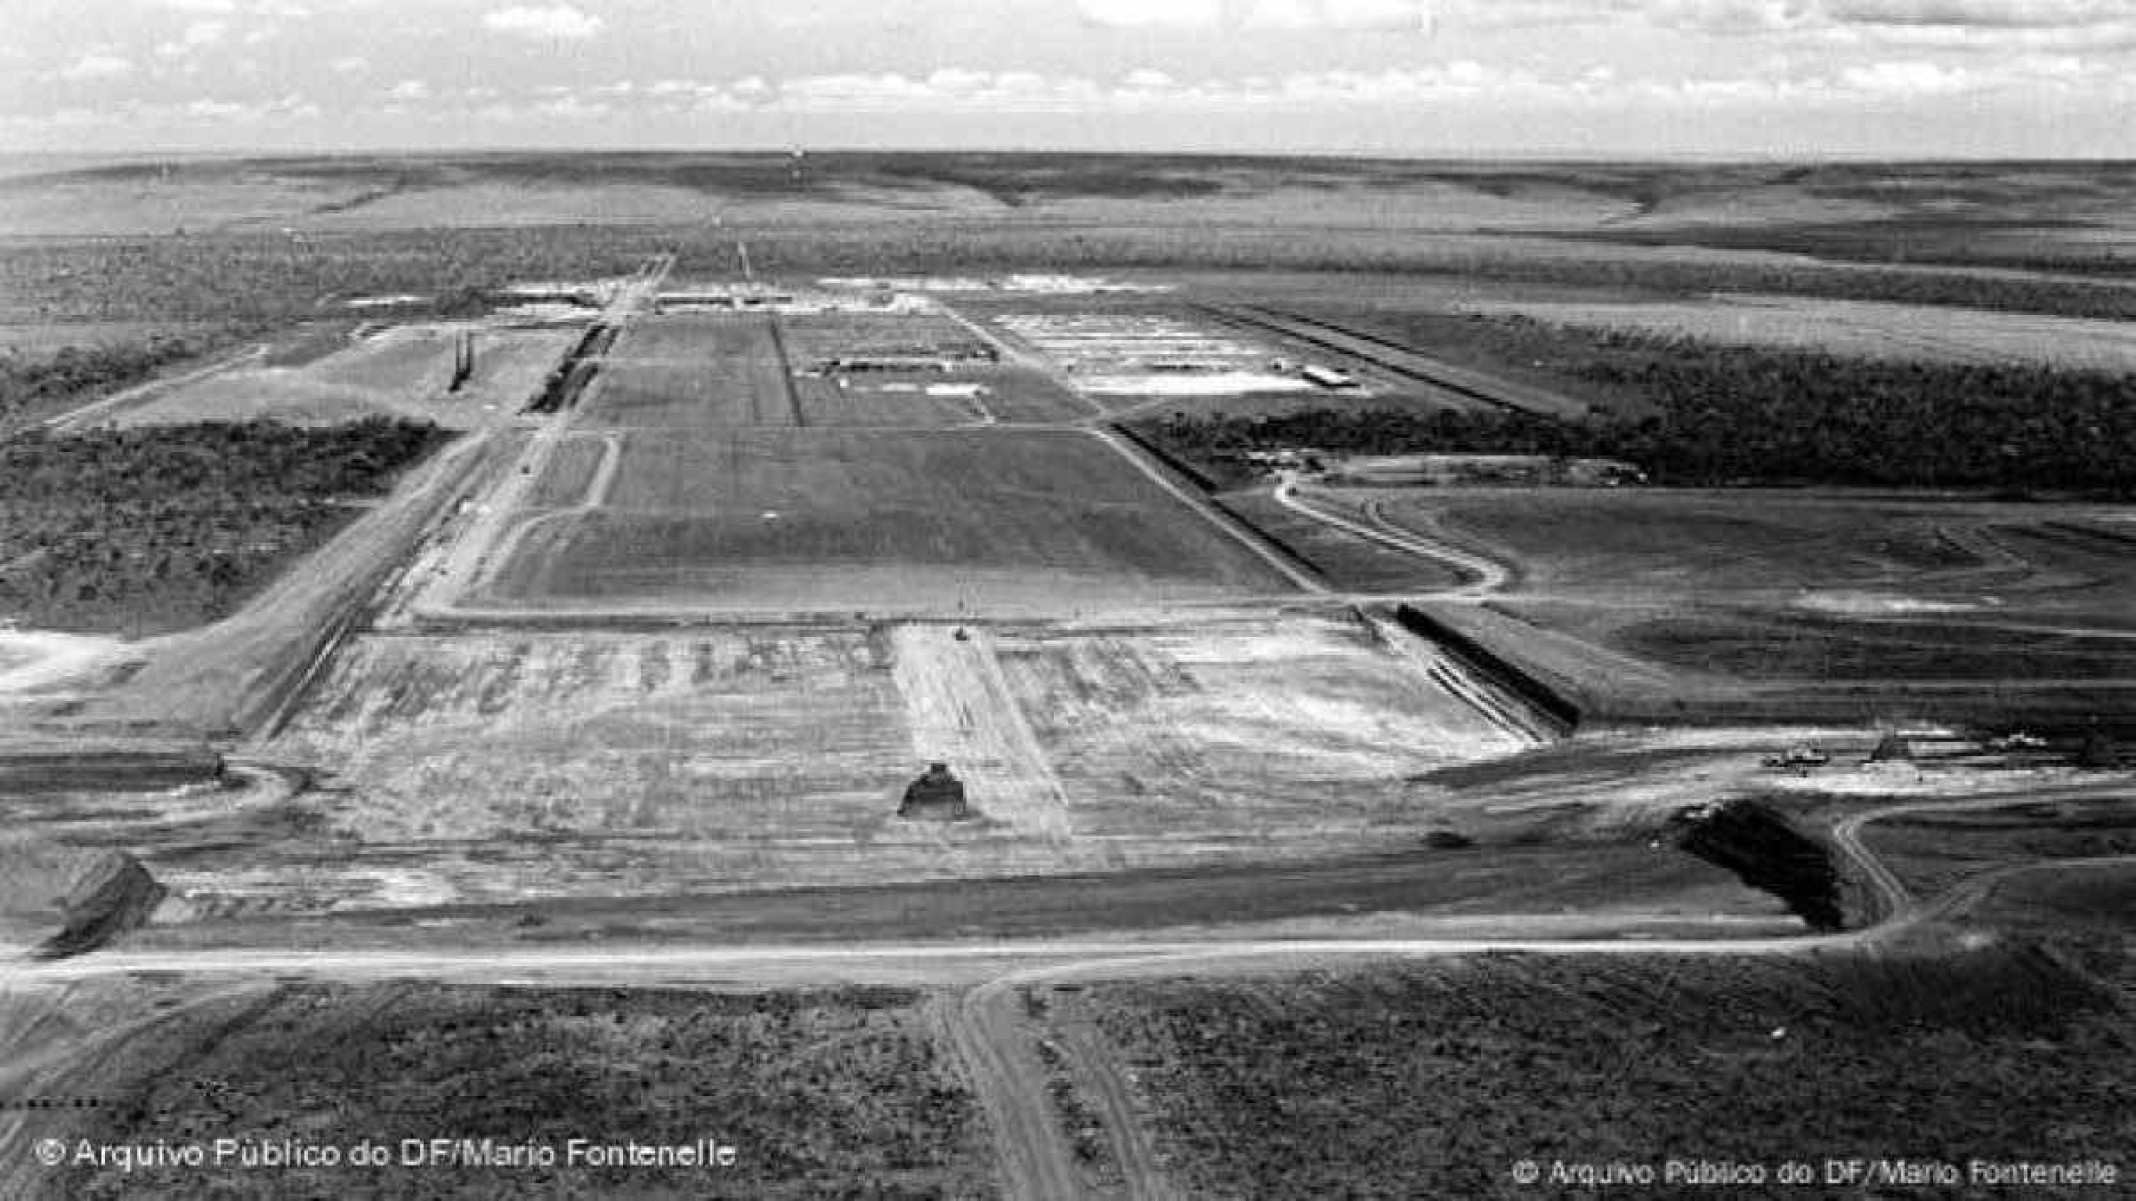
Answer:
[143, 93, 319, 124]
[159, 0, 238, 12]
[385, 79, 430, 100]
[58, 51, 134, 81]
[1839, 58, 1974, 92]
[1081, 0, 1433, 30]
[1077, 0, 1225, 29]
[1243, 0, 1436, 31]
[482, 4, 604, 40]
[1635, 0, 1820, 34]
[534, 94, 611, 119]
[155, 19, 228, 59]
[331, 55, 369, 73]
[1835, 18, 2136, 47]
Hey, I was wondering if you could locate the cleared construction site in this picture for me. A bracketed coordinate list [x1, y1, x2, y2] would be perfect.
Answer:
[152, 275, 1572, 917]
[9, 190, 2133, 1200]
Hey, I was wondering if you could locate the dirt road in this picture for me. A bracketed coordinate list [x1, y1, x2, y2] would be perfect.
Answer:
[1272, 473, 1510, 599]
[407, 256, 670, 618]
[7, 781, 2132, 1199]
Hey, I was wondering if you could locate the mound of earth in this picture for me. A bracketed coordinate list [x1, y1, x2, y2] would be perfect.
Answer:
[0, 838, 166, 957]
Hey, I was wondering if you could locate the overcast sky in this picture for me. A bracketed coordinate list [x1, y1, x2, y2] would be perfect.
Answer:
[4, 0, 2132, 157]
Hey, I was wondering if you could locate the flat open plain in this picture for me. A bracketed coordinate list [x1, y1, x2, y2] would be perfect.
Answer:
[484, 428, 1299, 613]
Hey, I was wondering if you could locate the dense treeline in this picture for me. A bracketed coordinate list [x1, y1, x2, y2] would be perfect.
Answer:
[4, 223, 2133, 326]
[1140, 320, 2136, 495]
[0, 336, 209, 427]
[0, 229, 663, 325]
[0, 418, 451, 633]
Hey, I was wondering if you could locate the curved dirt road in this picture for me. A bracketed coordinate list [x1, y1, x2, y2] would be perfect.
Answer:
[1271, 473, 1510, 599]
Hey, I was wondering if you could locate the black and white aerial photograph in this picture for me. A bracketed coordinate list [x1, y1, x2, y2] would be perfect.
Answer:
[1, 1, 2132, 1197]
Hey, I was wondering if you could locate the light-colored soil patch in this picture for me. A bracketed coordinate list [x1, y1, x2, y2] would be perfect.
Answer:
[996, 612, 1531, 842]
[111, 612, 1561, 914]
[252, 629, 928, 909]
[107, 326, 574, 429]
[0, 630, 127, 696]
[892, 625, 1069, 841]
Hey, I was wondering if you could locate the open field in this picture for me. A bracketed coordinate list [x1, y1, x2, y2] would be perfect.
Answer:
[1339, 489, 2136, 723]
[97, 326, 574, 431]
[14, 609, 1871, 925]
[788, 375, 991, 428]
[777, 310, 995, 366]
[992, 613, 1535, 836]
[1061, 946, 2133, 1199]
[586, 314, 799, 428]
[483, 428, 1301, 614]
[1215, 489, 1460, 593]
[5, 156, 2132, 277]
[124, 609, 1590, 912]
[1459, 293, 2136, 369]
[1863, 796, 2136, 901]
[1413, 489, 2001, 596]
[0, 978, 991, 1200]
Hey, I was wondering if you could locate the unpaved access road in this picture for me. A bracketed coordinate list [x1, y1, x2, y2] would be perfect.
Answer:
[1272, 472, 1511, 600]
[9, 781, 2132, 1200]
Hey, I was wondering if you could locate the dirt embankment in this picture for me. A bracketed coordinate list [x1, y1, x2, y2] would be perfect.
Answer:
[1675, 800, 1843, 931]
[1392, 604, 1581, 735]
[0, 840, 166, 958]
[0, 743, 223, 793]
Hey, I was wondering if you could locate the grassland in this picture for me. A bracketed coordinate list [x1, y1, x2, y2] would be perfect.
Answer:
[1863, 796, 2136, 901]
[7, 161, 2136, 340]
[1416, 490, 1992, 595]
[1066, 947, 2132, 1199]
[787, 377, 988, 428]
[6, 979, 991, 1201]
[587, 315, 799, 428]
[483, 428, 1299, 613]
[1456, 294, 2136, 370]
[1338, 490, 2136, 723]
[99, 327, 574, 431]
[1214, 489, 1458, 593]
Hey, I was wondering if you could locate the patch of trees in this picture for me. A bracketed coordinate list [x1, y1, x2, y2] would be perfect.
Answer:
[1089, 947, 2122, 1200]
[0, 336, 204, 426]
[1138, 320, 2136, 496]
[0, 229, 667, 326]
[0, 418, 452, 634]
